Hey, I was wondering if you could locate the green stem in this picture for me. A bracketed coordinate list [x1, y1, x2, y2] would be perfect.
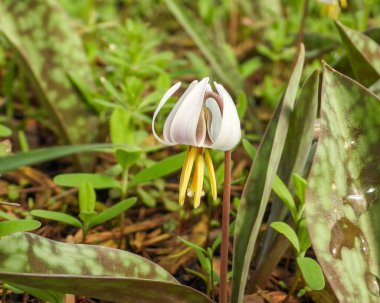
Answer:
[284, 261, 301, 302]
[219, 150, 231, 303]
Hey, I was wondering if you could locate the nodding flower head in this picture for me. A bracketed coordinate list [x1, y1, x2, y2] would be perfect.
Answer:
[152, 77, 241, 208]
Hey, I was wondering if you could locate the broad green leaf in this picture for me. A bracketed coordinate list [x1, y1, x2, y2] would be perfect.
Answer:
[0, 233, 212, 303]
[115, 148, 142, 169]
[0, 220, 41, 237]
[129, 152, 186, 187]
[270, 222, 300, 253]
[297, 257, 325, 291]
[253, 70, 320, 288]
[306, 64, 380, 302]
[79, 182, 96, 213]
[0, 0, 98, 167]
[0, 144, 132, 174]
[54, 173, 121, 189]
[335, 21, 380, 86]
[31, 210, 82, 228]
[271, 176, 297, 220]
[231, 45, 305, 303]
[89, 197, 137, 228]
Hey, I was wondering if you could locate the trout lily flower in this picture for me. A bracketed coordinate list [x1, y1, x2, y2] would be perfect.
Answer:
[152, 77, 241, 208]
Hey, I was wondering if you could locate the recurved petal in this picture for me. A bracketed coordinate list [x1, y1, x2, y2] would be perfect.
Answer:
[169, 77, 209, 146]
[163, 80, 198, 142]
[152, 82, 182, 145]
[209, 82, 241, 151]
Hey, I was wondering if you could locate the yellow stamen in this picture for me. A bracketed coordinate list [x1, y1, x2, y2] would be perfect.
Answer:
[339, 0, 347, 8]
[194, 153, 204, 208]
[204, 149, 217, 201]
[179, 146, 196, 205]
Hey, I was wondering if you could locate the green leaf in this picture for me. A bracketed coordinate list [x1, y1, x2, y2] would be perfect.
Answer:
[293, 173, 307, 205]
[0, 233, 212, 303]
[270, 222, 300, 253]
[54, 172, 121, 189]
[110, 108, 135, 145]
[79, 182, 96, 214]
[0, 0, 98, 168]
[115, 148, 142, 170]
[129, 152, 186, 187]
[297, 257, 325, 291]
[242, 138, 257, 160]
[6, 283, 64, 303]
[335, 21, 380, 86]
[272, 175, 297, 220]
[231, 45, 305, 303]
[178, 236, 207, 254]
[0, 124, 11, 138]
[306, 63, 380, 301]
[0, 220, 41, 237]
[31, 210, 82, 228]
[253, 70, 320, 288]
[89, 197, 137, 228]
[0, 144, 132, 174]
[297, 218, 311, 255]
[164, 0, 243, 94]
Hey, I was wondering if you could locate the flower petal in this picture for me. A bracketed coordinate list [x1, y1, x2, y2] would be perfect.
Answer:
[209, 82, 241, 150]
[152, 82, 182, 145]
[205, 98, 222, 141]
[163, 80, 198, 142]
[169, 77, 209, 146]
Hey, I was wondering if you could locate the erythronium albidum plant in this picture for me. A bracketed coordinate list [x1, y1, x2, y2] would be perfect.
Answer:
[152, 77, 241, 303]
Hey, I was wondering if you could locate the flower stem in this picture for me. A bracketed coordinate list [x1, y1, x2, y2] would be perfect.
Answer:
[220, 150, 231, 303]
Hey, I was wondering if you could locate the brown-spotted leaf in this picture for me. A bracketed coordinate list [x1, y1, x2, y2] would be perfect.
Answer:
[336, 21, 380, 86]
[0, 0, 98, 162]
[0, 233, 213, 303]
[306, 64, 380, 302]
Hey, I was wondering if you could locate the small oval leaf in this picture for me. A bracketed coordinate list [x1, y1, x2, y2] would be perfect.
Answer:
[297, 257, 325, 290]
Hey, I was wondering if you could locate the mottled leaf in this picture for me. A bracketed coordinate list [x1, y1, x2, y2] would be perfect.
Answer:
[306, 64, 380, 302]
[231, 45, 305, 303]
[336, 21, 380, 86]
[0, 0, 98, 167]
[0, 233, 213, 303]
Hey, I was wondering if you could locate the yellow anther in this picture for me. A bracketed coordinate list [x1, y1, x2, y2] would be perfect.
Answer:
[204, 149, 217, 201]
[179, 146, 196, 205]
[193, 153, 204, 208]
[339, 0, 347, 8]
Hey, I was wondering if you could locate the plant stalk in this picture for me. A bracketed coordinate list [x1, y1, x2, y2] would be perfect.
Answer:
[284, 266, 301, 302]
[220, 150, 231, 303]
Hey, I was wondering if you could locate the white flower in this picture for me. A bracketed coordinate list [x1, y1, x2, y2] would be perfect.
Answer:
[152, 77, 241, 208]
